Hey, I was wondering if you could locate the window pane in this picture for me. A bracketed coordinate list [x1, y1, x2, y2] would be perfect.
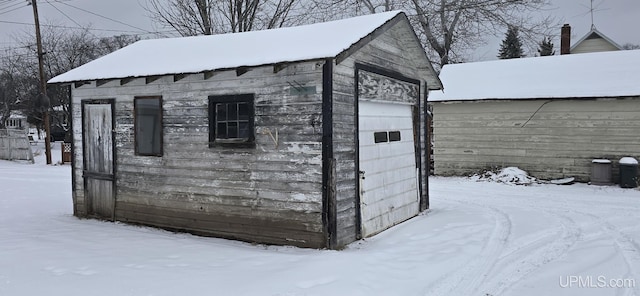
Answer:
[208, 94, 255, 146]
[238, 103, 249, 120]
[239, 121, 250, 138]
[137, 98, 159, 108]
[137, 115, 156, 153]
[228, 122, 238, 138]
[217, 122, 227, 139]
[135, 98, 162, 155]
[389, 131, 401, 142]
[216, 103, 227, 121]
[374, 132, 388, 143]
[227, 103, 238, 120]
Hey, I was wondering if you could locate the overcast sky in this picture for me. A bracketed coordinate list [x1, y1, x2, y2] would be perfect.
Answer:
[1, 0, 639, 62]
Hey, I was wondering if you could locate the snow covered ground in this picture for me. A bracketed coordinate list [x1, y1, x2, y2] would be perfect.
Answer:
[2, 145, 640, 296]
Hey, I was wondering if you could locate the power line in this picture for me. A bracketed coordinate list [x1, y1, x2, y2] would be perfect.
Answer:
[0, 19, 154, 34]
[0, 1, 26, 16]
[2, 0, 168, 37]
[0, 0, 21, 9]
[44, 0, 83, 29]
[52, 0, 155, 34]
[44, 0, 100, 39]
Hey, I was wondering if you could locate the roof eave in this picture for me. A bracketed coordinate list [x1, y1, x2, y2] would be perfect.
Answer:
[47, 57, 333, 85]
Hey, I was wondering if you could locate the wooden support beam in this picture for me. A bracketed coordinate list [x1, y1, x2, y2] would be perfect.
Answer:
[146, 76, 162, 84]
[174, 73, 187, 82]
[120, 77, 136, 85]
[74, 81, 91, 88]
[273, 63, 289, 73]
[204, 71, 216, 80]
[96, 79, 112, 87]
[236, 67, 249, 77]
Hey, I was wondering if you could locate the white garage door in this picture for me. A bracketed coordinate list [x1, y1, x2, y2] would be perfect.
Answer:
[359, 101, 419, 237]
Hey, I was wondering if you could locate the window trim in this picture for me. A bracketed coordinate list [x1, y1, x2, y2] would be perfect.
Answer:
[134, 96, 163, 156]
[208, 94, 255, 148]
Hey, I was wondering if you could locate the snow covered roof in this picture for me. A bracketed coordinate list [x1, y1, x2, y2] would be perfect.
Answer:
[49, 11, 403, 84]
[429, 49, 640, 102]
[9, 111, 26, 119]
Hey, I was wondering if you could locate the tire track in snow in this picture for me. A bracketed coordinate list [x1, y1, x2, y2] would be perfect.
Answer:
[564, 208, 640, 296]
[478, 209, 581, 296]
[531, 198, 640, 295]
[423, 199, 512, 296]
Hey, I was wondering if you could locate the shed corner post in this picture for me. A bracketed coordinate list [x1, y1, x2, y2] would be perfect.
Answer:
[421, 83, 431, 212]
[68, 83, 78, 217]
[322, 58, 338, 249]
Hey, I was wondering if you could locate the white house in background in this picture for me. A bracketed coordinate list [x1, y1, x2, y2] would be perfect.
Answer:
[571, 27, 622, 54]
[560, 24, 622, 55]
[5, 111, 27, 130]
[429, 49, 640, 183]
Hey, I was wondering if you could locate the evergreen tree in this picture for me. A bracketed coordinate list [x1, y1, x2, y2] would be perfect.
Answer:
[498, 26, 524, 59]
[537, 37, 555, 56]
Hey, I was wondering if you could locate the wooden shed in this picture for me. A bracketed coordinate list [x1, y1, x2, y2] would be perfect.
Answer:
[429, 49, 640, 183]
[48, 11, 442, 249]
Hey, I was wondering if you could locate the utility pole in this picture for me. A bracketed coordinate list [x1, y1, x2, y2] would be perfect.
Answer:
[29, 0, 52, 164]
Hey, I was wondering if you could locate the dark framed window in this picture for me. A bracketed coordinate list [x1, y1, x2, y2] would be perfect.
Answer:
[208, 94, 255, 148]
[388, 131, 401, 142]
[134, 96, 163, 156]
[374, 132, 388, 143]
[374, 131, 401, 144]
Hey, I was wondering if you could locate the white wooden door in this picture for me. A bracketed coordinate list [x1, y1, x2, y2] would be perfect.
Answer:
[82, 101, 115, 220]
[359, 101, 419, 237]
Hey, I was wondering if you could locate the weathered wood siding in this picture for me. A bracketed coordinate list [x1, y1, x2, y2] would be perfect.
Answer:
[331, 18, 437, 247]
[432, 98, 640, 182]
[71, 61, 327, 248]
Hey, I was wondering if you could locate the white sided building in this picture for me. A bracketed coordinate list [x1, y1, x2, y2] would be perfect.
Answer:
[429, 49, 640, 183]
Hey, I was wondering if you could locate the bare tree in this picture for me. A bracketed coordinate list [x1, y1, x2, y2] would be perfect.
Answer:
[409, 0, 557, 68]
[145, 0, 300, 36]
[96, 35, 141, 56]
[303, 0, 406, 22]
[308, 0, 556, 69]
[0, 72, 20, 129]
[2, 26, 138, 139]
[0, 54, 41, 133]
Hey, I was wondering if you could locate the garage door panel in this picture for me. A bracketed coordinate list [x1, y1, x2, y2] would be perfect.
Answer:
[360, 155, 414, 173]
[359, 102, 410, 116]
[361, 195, 418, 229]
[380, 153, 415, 169]
[362, 171, 416, 193]
[359, 101, 419, 237]
[360, 119, 413, 132]
[363, 181, 417, 207]
[359, 146, 379, 161]
[385, 167, 417, 185]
